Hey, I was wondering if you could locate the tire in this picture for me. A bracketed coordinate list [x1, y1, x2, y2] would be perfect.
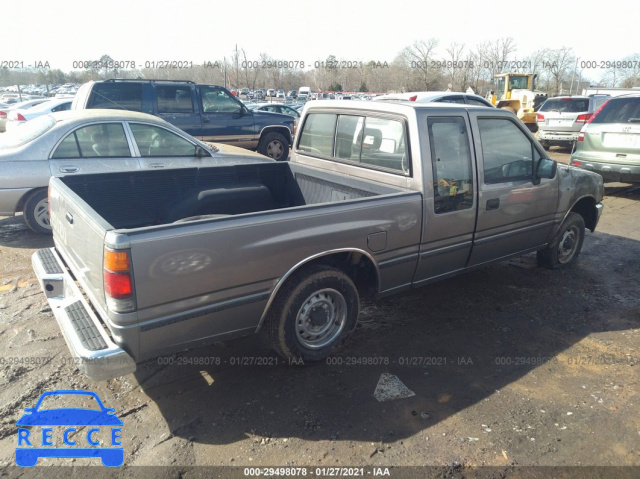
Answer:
[257, 132, 289, 161]
[266, 265, 359, 362]
[23, 189, 52, 235]
[537, 212, 585, 269]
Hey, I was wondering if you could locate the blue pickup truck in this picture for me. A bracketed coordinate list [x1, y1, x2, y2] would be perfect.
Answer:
[71, 80, 295, 161]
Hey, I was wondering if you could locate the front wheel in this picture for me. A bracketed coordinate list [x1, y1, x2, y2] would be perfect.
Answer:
[23, 189, 52, 235]
[266, 265, 359, 362]
[257, 132, 289, 161]
[537, 212, 585, 269]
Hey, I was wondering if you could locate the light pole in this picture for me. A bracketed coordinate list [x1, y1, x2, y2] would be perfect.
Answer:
[570, 57, 579, 95]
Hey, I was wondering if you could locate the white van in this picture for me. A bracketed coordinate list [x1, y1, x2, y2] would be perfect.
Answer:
[298, 87, 311, 100]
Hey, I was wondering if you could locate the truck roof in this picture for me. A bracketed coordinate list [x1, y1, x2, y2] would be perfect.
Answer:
[302, 99, 501, 115]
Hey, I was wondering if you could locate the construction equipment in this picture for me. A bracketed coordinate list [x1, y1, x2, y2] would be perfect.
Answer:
[486, 73, 547, 132]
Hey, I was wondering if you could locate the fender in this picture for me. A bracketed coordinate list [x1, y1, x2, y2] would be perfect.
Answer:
[255, 247, 381, 331]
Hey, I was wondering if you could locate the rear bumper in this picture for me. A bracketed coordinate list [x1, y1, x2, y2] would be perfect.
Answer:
[32, 248, 136, 381]
[570, 159, 640, 183]
[537, 130, 579, 144]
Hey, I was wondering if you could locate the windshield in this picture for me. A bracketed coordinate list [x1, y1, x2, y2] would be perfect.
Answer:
[508, 76, 529, 90]
[540, 98, 590, 113]
[0, 114, 56, 149]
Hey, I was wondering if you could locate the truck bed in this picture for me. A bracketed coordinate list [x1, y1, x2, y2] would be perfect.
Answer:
[60, 162, 398, 229]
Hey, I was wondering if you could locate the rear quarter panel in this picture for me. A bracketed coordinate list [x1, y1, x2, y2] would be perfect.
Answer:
[125, 193, 422, 360]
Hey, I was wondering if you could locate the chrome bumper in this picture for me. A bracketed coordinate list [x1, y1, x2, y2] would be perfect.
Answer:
[32, 248, 136, 381]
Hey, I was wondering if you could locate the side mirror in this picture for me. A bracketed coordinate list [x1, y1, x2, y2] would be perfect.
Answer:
[533, 157, 557, 184]
[195, 146, 211, 158]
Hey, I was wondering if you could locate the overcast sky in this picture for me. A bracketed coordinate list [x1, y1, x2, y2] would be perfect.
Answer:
[6, 0, 637, 74]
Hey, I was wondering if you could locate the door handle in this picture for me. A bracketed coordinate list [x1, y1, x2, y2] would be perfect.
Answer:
[59, 166, 79, 173]
[148, 163, 165, 168]
[201, 116, 210, 123]
[486, 198, 500, 210]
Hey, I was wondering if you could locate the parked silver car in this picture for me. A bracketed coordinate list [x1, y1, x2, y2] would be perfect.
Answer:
[0, 109, 273, 234]
[536, 95, 610, 150]
[570, 94, 640, 183]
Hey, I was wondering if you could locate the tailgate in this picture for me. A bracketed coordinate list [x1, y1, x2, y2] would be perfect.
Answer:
[49, 176, 113, 314]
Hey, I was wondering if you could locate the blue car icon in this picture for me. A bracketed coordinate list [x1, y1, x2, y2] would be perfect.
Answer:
[16, 390, 123, 467]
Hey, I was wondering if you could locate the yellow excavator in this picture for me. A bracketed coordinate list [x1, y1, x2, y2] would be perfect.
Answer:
[486, 73, 547, 132]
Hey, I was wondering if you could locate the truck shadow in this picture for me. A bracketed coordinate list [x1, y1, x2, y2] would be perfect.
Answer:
[0, 216, 54, 249]
[134, 230, 639, 445]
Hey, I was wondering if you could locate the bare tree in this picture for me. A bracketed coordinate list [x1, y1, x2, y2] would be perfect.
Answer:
[443, 42, 466, 90]
[544, 47, 576, 95]
[401, 38, 440, 90]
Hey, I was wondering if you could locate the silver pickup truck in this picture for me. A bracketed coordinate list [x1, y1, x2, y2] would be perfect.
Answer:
[33, 101, 604, 380]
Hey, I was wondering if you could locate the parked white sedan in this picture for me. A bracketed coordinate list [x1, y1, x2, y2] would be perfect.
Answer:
[0, 98, 50, 132]
[0, 109, 273, 233]
[5, 97, 74, 130]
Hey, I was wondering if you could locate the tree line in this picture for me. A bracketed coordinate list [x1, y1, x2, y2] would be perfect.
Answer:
[2, 38, 639, 96]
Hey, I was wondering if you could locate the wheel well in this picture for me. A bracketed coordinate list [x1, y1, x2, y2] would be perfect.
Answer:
[16, 188, 43, 213]
[571, 197, 598, 232]
[259, 126, 292, 145]
[300, 252, 379, 300]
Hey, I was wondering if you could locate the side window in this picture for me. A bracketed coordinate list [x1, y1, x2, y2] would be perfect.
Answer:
[129, 123, 197, 157]
[52, 123, 130, 158]
[478, 118, 540, 183]
[88, 83, 143, 110]
[297, 113, 337, 157]
[51, 102, 71, 112]
[438, 96, 465, 104]
[427, 117, 474, 214]
[335, 115, 364, 160]
[200, 87, 242, 114]
[467, 98, 490, 107]
[358, 117, 408, 173]
[156, 85, 194, 113]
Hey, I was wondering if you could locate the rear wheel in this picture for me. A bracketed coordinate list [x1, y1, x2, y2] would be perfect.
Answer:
[267, 265, 359, 362]
[537, 212, 585, 269]
[258, 132, 289, 161]
[23, 189, 52, 235]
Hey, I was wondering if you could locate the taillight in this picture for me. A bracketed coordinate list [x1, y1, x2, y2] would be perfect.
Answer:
[0, 112, 6, 119]
[15, 112, 26, 121]
[104, 248, 135, 311]
[576, 113, 592, 123]
[104, 271, 133, 298]
[537, 113, 545, 122]
[571, 160, 582, 166]
[409, 95, 417, 101]
[577, 125, 587, 142]
[587, 99, 610, 124]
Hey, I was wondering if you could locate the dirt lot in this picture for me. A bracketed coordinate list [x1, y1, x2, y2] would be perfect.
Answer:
[0, 149, 638, 478]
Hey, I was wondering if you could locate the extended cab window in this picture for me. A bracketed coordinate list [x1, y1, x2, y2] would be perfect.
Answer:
[52, 123, 130, 158]
[299, 113, 409, 174]
[156, 85, 194, 113]
[478, 118, 540, 183]
[427, 117, 474, 214]
[129, 123, 197, 157]
[357, 117, 408, 173]
[298, 113, 337, 157]
[88, 83, 143, 110]
[200, 87, 242, 114]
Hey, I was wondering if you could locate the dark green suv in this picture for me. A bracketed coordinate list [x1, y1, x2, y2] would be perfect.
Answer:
[71, 80, 295, 161]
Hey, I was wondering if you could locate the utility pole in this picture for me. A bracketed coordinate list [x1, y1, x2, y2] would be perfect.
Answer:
[570, 57, 579, 95]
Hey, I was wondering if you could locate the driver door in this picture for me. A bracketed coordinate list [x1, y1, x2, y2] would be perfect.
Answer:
[467, 114, 558, 266]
